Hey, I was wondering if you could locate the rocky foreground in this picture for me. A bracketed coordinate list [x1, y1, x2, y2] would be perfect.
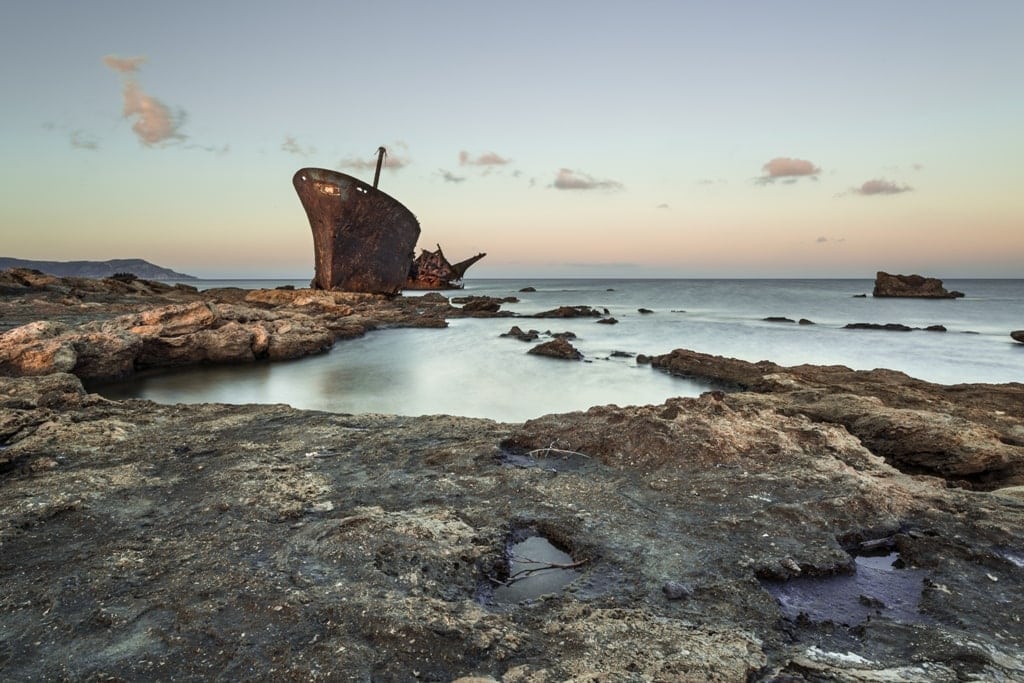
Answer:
[2, 270, 1024, 681]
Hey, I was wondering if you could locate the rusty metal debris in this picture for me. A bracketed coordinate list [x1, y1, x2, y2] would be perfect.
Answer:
[294, 148, 486, 293]
[293, 166, 420, 294]
[405, 245, 486, 290]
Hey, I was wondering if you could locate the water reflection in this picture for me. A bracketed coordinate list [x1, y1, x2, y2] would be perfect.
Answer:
[97, 319, 704, 422]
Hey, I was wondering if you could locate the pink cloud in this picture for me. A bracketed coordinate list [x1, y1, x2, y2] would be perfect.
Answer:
[102, 55, 145, 73]
[854, 179, 912, 195]
[339, 143, 410, 171]
[758, 157, 821, 184]
[459, 150, 511, 166]
[552, 168, 623, 191]
[103, 55, 186, 146]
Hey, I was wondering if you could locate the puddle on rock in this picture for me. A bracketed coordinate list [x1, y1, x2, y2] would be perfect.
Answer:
[490, 535, 581, 604]
[762, 553, 929, 626]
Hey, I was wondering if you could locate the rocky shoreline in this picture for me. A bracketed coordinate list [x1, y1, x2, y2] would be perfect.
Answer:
[2, 270, 1023, 681]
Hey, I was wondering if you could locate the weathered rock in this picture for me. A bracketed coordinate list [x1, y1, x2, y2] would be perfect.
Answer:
[500, 326, 539, 342]
[527, 338, 583, 360]
[531, 305, 602, 319]
[1012, 330, 1024, 343]
[648, 348, 1024, 489]
[2, 377, 1022, 679]
[873, 271, 964, 298]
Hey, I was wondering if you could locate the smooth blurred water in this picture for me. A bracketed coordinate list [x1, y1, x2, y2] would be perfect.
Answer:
[101, 278, 1024, 421]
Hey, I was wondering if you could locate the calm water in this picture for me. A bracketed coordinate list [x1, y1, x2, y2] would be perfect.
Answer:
[99, 278, 1023, 422]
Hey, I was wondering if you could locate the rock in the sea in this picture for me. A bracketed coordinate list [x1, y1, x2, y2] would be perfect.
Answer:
[1012, 330, 1024, 344]
[764, 316, 795, 323]
[527, 338, 583, 360]
[844, 323, 913, 332]
[500, 326, 539, 342]
[872, 271, 964, 298]
[532, 305, 602, 319]
[596, 317, 618, 325]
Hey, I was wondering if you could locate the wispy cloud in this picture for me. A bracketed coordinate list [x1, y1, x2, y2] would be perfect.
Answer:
[552, 168, 623, 191]
[103, 54, 186, 146]
[757, 157, 821, 184]
[816, 236, 846, 244]
[69, 130, 99, 150]
[438, 169, 466, 183]
[459, 150, 511, 166]
[339, 143, 410, 171]
[853, 179, 912, 196]
[281, 136, 315, 156]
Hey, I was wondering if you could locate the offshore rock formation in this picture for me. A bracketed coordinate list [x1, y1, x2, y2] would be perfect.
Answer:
[1012, 330, 1024, 344]
[872, 271, 964, 298]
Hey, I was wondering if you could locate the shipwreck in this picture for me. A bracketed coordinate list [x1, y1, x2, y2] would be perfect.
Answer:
[293, 147, 484, 294]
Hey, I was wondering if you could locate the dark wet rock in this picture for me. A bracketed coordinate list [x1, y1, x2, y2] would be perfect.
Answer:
[518, 286, 536, 292]
[924, 325, 947, 332]
[532, 305, 602, 319]
[610, 351, 634, 358]
[546, 330, 576, 340]
[451, 295, 519, 305]
[461, 299, 502, 313]
[764, 316, 795, 323]
[844, 323, 914, 332]
[636, 354, 651, 364]
[873, 271, 964, 298]
[853, 293, 867, 298]
[638, 308, 654, 314]
[1012, 330, 1024, 344]
[500, 326, 539, 342]
[527, 338, 583, 360]
[662, 581, 693, 600]
[798, 318, 815, 325]
[596, 317, 618, 325]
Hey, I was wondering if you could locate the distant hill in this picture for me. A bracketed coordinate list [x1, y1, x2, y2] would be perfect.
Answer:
[0, 258, 197, 281]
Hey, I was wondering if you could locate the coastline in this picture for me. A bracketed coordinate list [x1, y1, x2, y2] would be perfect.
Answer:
[2, 270, 1024, 680]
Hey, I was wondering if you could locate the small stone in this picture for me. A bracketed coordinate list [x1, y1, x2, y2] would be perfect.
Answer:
[662, 581, 693, 600]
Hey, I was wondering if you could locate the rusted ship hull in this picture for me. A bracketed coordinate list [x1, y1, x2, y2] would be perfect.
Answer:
[293, 167, 420, 294]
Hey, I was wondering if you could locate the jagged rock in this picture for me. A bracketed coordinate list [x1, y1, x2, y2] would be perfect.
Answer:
[532, 305, 602, 319]
[873, 271, 964, 298]
[500, 326, 539, 342]
[527, 338, 583, 360]
[647, 348, 1024, 489]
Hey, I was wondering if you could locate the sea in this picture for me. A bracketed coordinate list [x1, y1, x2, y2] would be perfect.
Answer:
[97, 278, 1024, 423]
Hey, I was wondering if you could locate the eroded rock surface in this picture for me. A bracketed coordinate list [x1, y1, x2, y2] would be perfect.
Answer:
[2, 375, 1023, 680]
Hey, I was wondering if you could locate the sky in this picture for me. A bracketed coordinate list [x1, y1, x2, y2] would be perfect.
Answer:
[2, 1, 1022, 278]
